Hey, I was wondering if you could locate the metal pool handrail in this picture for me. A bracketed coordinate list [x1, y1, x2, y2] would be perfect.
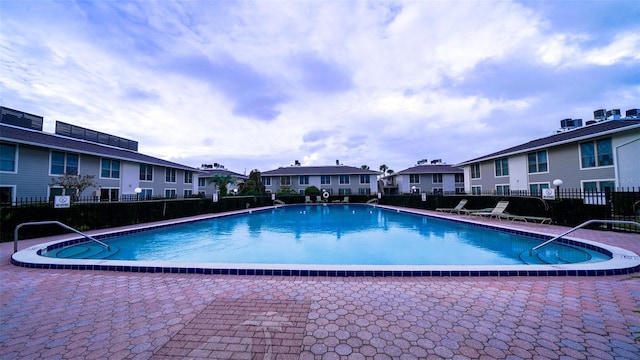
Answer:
[14, 221, 111, 253]
[530, 219, 639, 254]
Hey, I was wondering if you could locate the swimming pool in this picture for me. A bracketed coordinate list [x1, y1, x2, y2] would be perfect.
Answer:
[11, 204, 640, 276]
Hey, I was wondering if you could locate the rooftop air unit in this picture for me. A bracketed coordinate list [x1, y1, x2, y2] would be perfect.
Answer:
[559, 118, 582, 131]
[606, 109, 621, 120]
[593, 109, 606, 121]
[625, 109, 639, 119]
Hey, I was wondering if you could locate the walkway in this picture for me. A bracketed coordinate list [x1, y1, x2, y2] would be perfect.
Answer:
[1, 210, 639, 359]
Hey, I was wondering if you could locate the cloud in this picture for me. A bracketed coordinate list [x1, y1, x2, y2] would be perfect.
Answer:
[1, 0, 638, 174]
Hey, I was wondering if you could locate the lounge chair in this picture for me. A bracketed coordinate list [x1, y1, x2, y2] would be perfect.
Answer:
[305, 196, 313, 204]
[505, 214, 552, 224]
[366, 198, 378, 204]
[341, 196, 349, 203]
[435, 199, 468, 213]
[273, 199, 285, 205]
[468, 201, 510, 219]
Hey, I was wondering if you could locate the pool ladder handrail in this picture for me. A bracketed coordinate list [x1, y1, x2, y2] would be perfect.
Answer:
[530, 219, 639, 255]
[14, 221, 111, 254]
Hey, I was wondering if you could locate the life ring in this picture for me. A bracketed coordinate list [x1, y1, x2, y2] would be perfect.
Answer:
[322, 191, 330, 199]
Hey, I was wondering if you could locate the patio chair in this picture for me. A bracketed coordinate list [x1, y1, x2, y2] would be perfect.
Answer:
[506, 214, 552, 224]
[435, 199, 468, 213]
[467, 201, 510, 219]
[341, 196, 349, 203]
[305, 196, 313, 204]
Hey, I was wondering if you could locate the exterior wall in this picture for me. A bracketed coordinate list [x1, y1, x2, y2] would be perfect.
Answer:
[463, 129, 639, 192]
[0, 140, 194, 201]
[263, 174, 376, 195]
[509, 155, 528, 191]
[121, 161, 140, 195]
[615, 134, 640, 188]
[1, 144, 52, 199]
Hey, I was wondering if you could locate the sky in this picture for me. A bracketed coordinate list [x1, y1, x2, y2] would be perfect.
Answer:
[1, 0, 639, 175]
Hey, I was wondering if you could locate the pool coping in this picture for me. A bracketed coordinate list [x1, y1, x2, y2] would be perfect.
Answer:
[11, 204, 640, 277]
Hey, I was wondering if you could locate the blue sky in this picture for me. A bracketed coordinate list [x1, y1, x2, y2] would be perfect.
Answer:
[1, 0, 638, 174]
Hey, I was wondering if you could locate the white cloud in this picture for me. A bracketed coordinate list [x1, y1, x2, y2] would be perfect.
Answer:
[1, 0, 638, 173]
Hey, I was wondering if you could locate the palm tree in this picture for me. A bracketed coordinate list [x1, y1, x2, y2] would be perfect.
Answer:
[361, 165, 369, 170]
[208, 174, 236, 196]
[379, 164, 388, 174]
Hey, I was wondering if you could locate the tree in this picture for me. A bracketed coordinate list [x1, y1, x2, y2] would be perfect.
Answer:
[361, 165, 369, 170]
[379, 164, 388, 174]
[304, 186, 321, 195]
[50, 174, 98, 201]
[208, 174, 236, 196]
[386, 169, 394, 175]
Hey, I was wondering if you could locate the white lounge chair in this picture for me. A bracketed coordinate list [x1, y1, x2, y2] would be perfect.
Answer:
[435, 199, 468, 214]
[467, 201, 510, 219]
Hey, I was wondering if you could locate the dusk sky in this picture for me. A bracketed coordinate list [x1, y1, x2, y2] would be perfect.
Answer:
[2, 0, 638, 175]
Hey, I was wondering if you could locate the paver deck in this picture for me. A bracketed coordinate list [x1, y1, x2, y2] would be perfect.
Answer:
[1, 209, 639, 359]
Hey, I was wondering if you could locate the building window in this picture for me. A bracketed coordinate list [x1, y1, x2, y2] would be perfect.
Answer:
[528, 151, 548, 173]
[471, 186, 482, 195]
[165, 189, 177, 198]
[581, 138, 613, 168]
[495, 158, 509, 177]
[358, 188, 371, 195]
[529, 183, 549, 196]
[184, 189, 193, 198]
[455, 187, 465, 194]
[140, 164, 153, 181]
[339, 175, 350, 185]
[52, 151, 79, 175]
[583, 180, 615, 192]
[100, 188, 119, 201]
[360, 175, 370, 184]
[263, 177, 271, 186]
[165, 168, 176, 183]
[432, 174, 442, 183]
[0, 186, 14, 204]
[1, 143, 17, 172]
[409, 174, 420, 184]
[454, 173, 464, 183]
[100, 159, 120, 178]
[321, 175, 331, 185]
[140, 189, 152, 200]
[432, 188, 443, 195]
[184, 171, 193, 184]
[471, 164, 480, 179]
[496, 185, 510, 195]
[280, 177, 291, 186]
[339, 188, 352, 195]
[198, 178, 206, 187]
[299, 175, 309, 185]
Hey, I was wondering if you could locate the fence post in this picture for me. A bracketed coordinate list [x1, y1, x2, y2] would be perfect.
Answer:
[605, 187, 612, 230]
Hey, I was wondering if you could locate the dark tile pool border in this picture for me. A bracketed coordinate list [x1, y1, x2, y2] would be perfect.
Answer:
[11, 205, 640, 277]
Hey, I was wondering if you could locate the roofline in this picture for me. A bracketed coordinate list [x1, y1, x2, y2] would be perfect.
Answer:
[455, 122, 640, 166]
[1, 124, 197, 171]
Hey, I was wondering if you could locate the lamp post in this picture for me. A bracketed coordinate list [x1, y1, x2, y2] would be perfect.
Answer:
[411, 186, 417, 194]
[552, 179, 563, 199]
[134, 187, 142, 201]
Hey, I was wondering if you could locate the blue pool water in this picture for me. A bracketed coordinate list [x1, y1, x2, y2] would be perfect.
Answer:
[43, 204, 609, 265]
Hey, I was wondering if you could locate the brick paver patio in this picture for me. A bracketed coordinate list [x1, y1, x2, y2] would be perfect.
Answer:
[1, 210, 639, 359]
